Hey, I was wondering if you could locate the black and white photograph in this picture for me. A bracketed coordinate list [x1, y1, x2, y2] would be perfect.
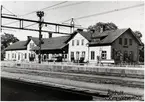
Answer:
[0, 0, 144, 101]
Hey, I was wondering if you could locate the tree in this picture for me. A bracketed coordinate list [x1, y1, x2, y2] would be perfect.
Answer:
[139, 44, 144, 63]
[87, 22, 118, 33]
[133, 31, 144, 63]
[134, 31, 142, 39]
[1, 33, 19, 60]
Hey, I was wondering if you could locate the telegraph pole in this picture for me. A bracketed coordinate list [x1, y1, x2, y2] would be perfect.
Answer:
[1, 5, 2, 32]
[36, 11, 44, 64]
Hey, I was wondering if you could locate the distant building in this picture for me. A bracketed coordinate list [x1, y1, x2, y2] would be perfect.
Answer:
[89, 28, 142, 64]
[68, 28, 142, 64]
[4, 36, 71, 62]
[4, 28, 142, 64]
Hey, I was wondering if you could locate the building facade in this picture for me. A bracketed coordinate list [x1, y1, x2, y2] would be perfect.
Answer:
[5, 37, 37, 62]
[68, 31, 89, 62]
[4, 28, 142, 64]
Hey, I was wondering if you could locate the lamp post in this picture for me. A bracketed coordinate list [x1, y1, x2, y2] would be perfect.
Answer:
[36, 11, 44, 64]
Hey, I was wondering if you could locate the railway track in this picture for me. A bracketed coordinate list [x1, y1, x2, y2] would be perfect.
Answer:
[1, 66, 144, 101]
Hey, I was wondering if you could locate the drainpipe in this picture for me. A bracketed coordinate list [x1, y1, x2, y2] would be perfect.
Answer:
[86, 43, 89, 64]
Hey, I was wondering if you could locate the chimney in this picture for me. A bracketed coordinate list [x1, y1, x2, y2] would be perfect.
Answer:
[27, 36, 32, 40]
[48, 32, 52, 38]
[90, 29, 95, 33]
[100, 26, 104, 33]
[9, 42, 13, 45]
[77, 28, 83, 32]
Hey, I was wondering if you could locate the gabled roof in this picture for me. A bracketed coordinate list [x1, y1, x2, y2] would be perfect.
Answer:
[89, 28, 142, 46]
[5, 41, 28, 51]
[31, 36, 71, 50]
[79, 31, 92, 41]
[5, 35, 72, 51]
[68, 30, 92, 41]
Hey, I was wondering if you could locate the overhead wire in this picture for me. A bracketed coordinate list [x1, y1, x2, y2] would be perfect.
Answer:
[27, 3, 144, 31]
[2, 1, 68, 26]
[2, 6, 17, 16]
[61, 18, 71, 23]
[3, 1, 88, 26]
[59, 3, 144, 30]
[3, 1, 87, 26]
[74, 3, 144, 20]
[19, 1, 68, 17]
[46, 1, 88, 12]
[2, 2, 144, 32]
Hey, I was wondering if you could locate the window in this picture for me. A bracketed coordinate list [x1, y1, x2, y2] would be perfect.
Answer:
[76, 51, 80, 60]
[71, 52, 74, 61]
[129, 51, 133, 61]
[123, 51, 128, 61]
[94, 38, 100, 42]
[47, 54, 49, 59]
[21, 53, 23, 59]
[8, 54, 9, 59]
[71, 52, 74, 57]
[91, 51, 95, 60]
[30, 43, 34, 48]
[82, 39, 84, 45]
[12, 53, 14, 58]
[82, 51, 85, 58]
[72, 40, 74, 46]
[124, 38, 127, 45]
[18, 53, 20, 60]
[77, 40, 79, 45]
[29, 53, 31, 57]
[119, 38, 122, 45]
[64, 54, 67, 58]
[25, 53, 27, 59]
[101, 51, 107, 59]
[129, 39, 132, 45]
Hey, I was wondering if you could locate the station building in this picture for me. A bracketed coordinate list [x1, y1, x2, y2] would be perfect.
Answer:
[4, 28, 142, 64]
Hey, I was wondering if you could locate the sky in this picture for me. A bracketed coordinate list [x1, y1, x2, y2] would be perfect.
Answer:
[1, 0, 145, 43]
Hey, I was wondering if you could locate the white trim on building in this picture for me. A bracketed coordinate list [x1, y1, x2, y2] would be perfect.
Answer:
[89, 45, 111, 63]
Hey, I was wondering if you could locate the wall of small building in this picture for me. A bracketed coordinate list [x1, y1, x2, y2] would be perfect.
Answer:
[111, 30, 139, 62]
[5, 39, 37, 62]
[89, 45, 111, 63]
[68, 33, 89, 62]
[5, 50, 29, 61]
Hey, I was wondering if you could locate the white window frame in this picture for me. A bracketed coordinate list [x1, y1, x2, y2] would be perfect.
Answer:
[101, 51, 107, 59]
[91, 51, 95, 60]
[77, 40, 79, 46]
[82, 39, 84, 45]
